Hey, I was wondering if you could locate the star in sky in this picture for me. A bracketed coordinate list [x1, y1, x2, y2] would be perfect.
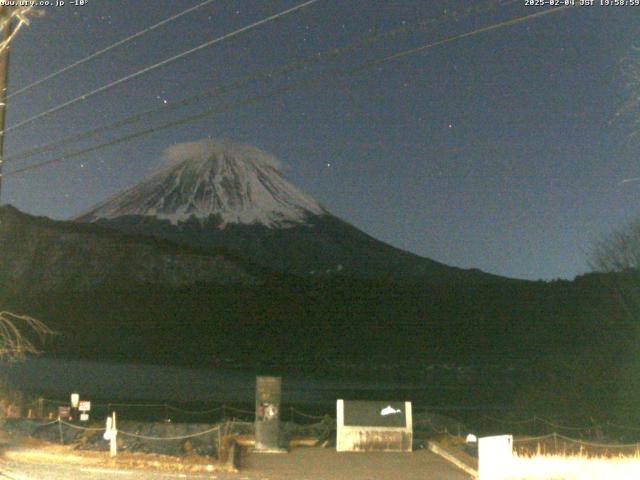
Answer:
[3, 1, 631, 281]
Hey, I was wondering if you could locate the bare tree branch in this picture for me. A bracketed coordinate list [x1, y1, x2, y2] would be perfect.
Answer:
[611, 46, 640, 139]
[0, 311, 57, 363]
[589, 221, 640, 333]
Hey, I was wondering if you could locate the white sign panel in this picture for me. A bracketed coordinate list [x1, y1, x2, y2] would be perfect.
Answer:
[478, 435, 513, 480]
[336, 399, 413, 452]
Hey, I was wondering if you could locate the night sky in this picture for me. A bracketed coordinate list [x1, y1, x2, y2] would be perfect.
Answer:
[1, 0, 637, 281]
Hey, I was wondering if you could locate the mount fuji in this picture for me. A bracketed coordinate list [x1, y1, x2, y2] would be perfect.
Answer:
[79, 140, 325, 229]
[77, 139, 495, 281]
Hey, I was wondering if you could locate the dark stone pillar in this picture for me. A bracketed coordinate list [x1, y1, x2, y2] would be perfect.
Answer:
[255, 376, 284, 452]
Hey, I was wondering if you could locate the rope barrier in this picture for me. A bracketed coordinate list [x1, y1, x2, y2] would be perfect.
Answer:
[226, 420, 252, 428]
[22, 413, 640, 453]
[290, 408, 329, 420]
[117, 424, 221, 441]
[605, 421, 640, 432]
[513, 434, 558, 444]
[40, 397, 68, 406]
[49, 418, 247, 442]
[42, 399, 231, 416]
[43, 399, 216, 411]
[222, 405, 254, 415]
[534, 417, 591, 432]
[166, 405, 224, 415]
[513, 432, 640, 450]
[32, 399, 640, 442]
[58, 419, 105, 431]
[51, 418, 639, 449]
[35, 419, 62, 427]
[16, 418, 60, 427]
[478, 415, 600, 433]
[552, 432, 640, 449]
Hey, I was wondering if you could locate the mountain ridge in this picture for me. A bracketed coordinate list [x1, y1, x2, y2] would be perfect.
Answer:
[0, 205, 261, 295]
[77, 139, 506, 282]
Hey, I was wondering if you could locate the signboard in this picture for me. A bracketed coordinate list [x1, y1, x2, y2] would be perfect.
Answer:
[337, 399, 412, 452]
[78, 401, 91, 412]
[79, 413, 89, 422]
[70, 394, 79, 409]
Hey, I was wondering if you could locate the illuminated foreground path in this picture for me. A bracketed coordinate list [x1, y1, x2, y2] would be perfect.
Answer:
[0, 447, 472, 480]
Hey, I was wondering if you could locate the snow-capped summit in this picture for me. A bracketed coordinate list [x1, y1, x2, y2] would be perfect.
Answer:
[78, 139, 325, 228]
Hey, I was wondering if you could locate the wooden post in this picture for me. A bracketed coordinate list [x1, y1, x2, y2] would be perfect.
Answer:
[110, 411, 117, 457]
[57, 417, 63, 444]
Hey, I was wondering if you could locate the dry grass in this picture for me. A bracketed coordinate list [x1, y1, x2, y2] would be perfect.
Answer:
[504, 451, 640, 479]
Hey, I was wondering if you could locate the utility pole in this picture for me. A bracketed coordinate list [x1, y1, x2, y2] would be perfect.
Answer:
[0, 6, 13, 204]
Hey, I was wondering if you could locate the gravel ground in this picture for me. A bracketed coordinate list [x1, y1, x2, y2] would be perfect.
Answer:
[0, 448, 473, 480]
[0, 460, 225, 480]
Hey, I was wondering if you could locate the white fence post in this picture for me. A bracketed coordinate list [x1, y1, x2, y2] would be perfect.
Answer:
[104, 411, 118, 457]
[110, 411, 117, 457]
[478, 434, 513, 480]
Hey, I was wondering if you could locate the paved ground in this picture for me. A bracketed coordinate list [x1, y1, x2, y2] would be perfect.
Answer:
[0, 447, 473, 480]
[240, 448, 473, 480]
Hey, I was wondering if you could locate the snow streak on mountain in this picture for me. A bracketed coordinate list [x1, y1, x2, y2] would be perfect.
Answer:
[78, 139, 325, 228]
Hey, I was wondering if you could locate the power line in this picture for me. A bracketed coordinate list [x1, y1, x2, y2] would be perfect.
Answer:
[363, 4, 571, 67]
[1, 0, 322, 135]
[7, 0, 217, 100]
[5, 0, 517, 165]
[6, 5, 571, 178]
[7, 80, 321, 176]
